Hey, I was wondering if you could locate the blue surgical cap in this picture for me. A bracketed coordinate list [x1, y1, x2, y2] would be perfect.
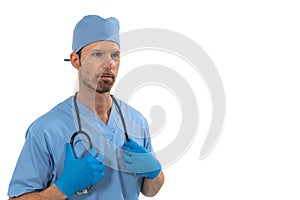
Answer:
[72, 15, 120, 53]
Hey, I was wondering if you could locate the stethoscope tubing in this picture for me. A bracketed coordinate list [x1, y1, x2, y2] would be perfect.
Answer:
[70, 92, 130, 195]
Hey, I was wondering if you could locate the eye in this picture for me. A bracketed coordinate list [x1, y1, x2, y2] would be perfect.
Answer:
[92, 52, 103, 57]
[111, 53, 120, 60]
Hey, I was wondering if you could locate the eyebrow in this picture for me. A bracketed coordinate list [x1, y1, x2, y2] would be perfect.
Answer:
[92, 49, 120, 54]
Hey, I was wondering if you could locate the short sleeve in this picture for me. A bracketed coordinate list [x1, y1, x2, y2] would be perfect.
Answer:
[143, 124, 154, 152]
[7, 124, 53, 197]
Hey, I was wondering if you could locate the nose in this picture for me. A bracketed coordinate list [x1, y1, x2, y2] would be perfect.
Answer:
[103, 56, 115, 70]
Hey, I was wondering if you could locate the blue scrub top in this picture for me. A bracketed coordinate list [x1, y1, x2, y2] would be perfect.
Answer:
[8, 96, 153, 199]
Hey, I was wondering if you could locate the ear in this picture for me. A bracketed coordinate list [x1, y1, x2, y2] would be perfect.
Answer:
[70, 52, 80, 70]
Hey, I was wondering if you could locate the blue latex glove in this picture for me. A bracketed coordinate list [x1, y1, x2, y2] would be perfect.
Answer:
[122, 139, 161, 180]
[55, 143, 105, 198]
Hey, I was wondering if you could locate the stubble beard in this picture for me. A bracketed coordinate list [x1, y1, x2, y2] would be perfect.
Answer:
[96, 79, 115, 94]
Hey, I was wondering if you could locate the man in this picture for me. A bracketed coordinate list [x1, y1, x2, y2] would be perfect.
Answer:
[8, 15, 164, 199]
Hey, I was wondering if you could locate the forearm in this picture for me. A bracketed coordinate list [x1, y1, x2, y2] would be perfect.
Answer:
[141, 171, 165, 197]
[8, 184, 66, 200]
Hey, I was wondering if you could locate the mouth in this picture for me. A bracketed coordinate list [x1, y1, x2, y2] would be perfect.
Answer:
[98, 72, 115, 80]
[101, 75, 113, 80]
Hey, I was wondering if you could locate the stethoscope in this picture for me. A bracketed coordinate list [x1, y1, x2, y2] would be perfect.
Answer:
[70, 92, 130, 194]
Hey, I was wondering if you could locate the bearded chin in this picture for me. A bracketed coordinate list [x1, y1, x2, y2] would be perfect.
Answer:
[96, 81, 114, 94]
[96, 84, 111, 93]
[96, 88, 110, 94]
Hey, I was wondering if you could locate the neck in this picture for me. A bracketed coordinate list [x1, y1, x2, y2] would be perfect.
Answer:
[76, 90, 112, 124]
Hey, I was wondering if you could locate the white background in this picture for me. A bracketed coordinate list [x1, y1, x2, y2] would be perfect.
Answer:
[1, 0, 300, 199]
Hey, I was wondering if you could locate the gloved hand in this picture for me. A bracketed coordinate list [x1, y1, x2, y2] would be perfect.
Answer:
[122, 139, 161, 180]
[55, 143, 105, 198]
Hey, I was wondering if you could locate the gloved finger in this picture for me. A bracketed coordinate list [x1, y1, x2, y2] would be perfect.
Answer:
[90, 169, 105, 183]
[122, 145, 135, 153]
[123, 139, 140, 149]
[122, 160, 134, 171]
[86, 156, 105, 173]
[124, 141, 149, 154]
[124, 153, 144, 163]
[122, 143, 135, 151]
[89, 147, 98, 157]
[98, 161, 105, 171]
[65, 143, 75, 159]
[98, 169, 105, 178]
[86, 148, 105, 165]
[122, 152, 130, 159]
[95, 153, 104, 163]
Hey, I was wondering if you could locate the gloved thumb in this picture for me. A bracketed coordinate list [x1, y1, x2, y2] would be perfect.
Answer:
[88, 147, 104, 163]
[65, 143, 75, 159]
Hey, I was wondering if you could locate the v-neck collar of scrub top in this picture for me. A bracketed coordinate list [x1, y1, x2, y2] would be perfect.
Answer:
[73, 96, 118, 142]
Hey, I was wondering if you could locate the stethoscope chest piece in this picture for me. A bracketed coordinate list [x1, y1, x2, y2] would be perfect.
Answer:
[70, 130, 93, 153]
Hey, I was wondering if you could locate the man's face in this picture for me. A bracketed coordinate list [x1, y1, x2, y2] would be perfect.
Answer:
[78, 40, 120, 94]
